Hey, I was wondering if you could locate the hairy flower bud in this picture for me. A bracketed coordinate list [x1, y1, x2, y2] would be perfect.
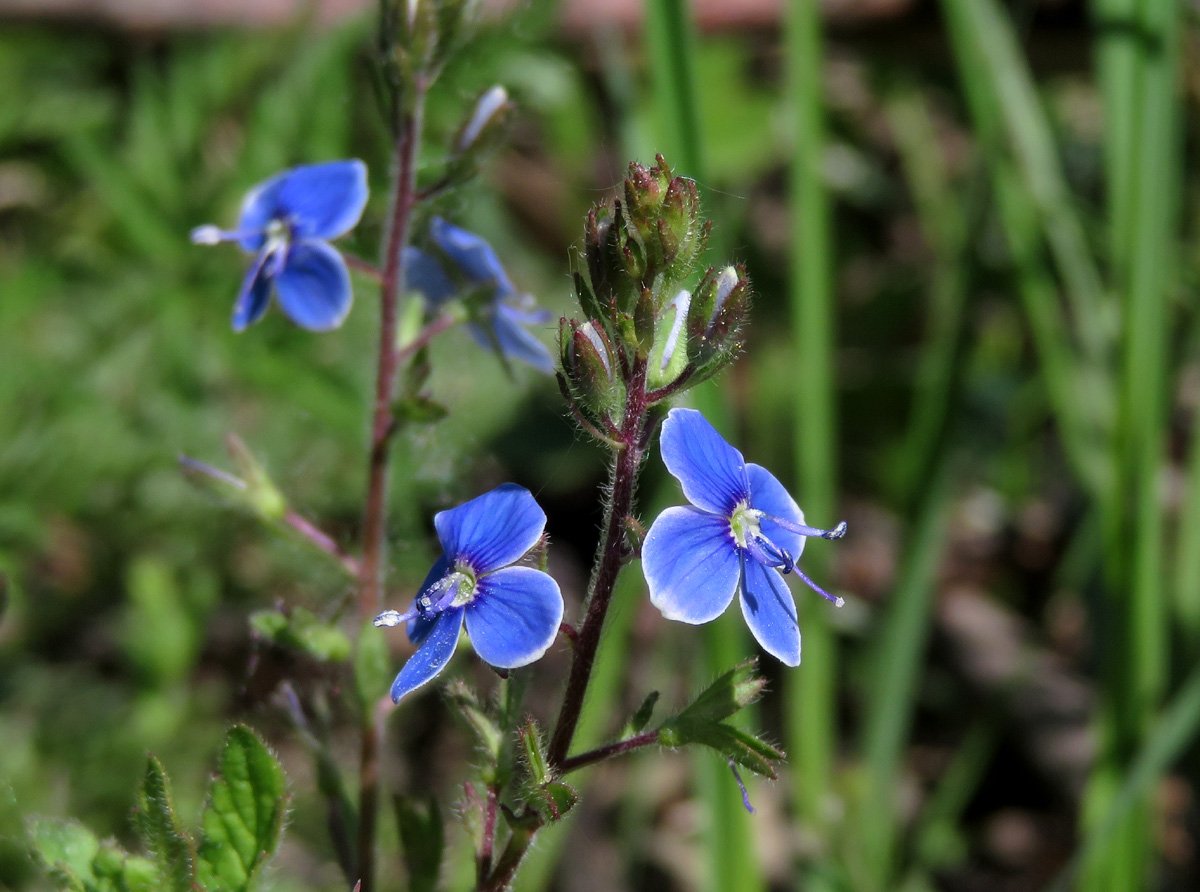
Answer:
[559, 319, 624, 425]
[686, 264, 750, 375]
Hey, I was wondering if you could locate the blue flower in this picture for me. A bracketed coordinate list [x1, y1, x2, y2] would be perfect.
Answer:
[403, 217, 555, 373]
[642, 408, 846, 666]
[191, 160, 368, 332]
[374, 484, 564, 702]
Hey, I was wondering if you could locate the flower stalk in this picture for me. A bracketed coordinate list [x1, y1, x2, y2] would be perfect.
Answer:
[355, 73, 427, 892]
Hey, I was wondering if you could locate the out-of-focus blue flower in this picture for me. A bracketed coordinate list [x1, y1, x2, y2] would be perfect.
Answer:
[403, 217, 554, 373]
[191, 160, 368, 332]
[642, 408, 846, 666]
[374, 484, 563, 702]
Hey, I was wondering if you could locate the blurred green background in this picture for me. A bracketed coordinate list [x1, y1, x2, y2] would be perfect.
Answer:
[1, 0, 1198, 889]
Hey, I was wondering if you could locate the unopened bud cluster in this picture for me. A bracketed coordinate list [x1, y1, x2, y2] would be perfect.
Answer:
[560, 155, 751, 438]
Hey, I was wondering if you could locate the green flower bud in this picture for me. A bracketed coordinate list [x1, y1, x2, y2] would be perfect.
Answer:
[559, 319, 624, 424]
[686, 264, 751, 375]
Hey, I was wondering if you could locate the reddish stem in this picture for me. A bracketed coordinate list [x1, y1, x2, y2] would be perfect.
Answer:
[558, 731, 658, 774]
[477, 785, 499, 884]
[284, 510, 359, 577]
[356, 78, 427, 892]
[547, 354, 649, 767]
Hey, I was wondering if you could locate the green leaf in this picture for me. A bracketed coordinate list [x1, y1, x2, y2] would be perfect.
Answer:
[250, 607, 352, 663]
[195, 726, 287, 892]
[91, 846, 158, 892]
[134, 756, 195, 891]
[395, 796, 443, 892]
[27, 817, 100, 890]
[624, 690, 659, 736]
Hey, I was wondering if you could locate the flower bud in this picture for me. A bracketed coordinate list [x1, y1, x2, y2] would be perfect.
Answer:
[559, 319, 624, 423]
[686, 264, 750, 374]
[452, 85, 511, 155]
[623, 156, 672, 237]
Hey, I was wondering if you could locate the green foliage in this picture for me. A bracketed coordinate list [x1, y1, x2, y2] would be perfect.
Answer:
[29, 727, 286, 892]
[251, 607, 352, 664]
[195, 726, 288, 892]
[135, 757, 195, 891]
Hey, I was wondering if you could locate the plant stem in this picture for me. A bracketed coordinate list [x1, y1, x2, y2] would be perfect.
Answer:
[284, 510, 360, 578]
[477, 785, 499, 884]
[395, 311, 460, 366]
[547, 355, 649, 768]
[479, 357, 650, 892]
[355, 76, 427, 892]
[559, 731, 658, 774]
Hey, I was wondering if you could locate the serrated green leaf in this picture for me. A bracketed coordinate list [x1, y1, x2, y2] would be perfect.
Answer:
[27, 817, 99, 890]
[135, 756, 195, 891]
[395, 796, 443, 892]
[195, 726, 287, 892]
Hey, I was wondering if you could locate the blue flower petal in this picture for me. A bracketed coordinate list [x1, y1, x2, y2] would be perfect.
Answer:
[644, 506, 741, 624]
[660, 408, 749, 515]
[403, 246, 458, 306]
[389, 606, 465, 702]
[739, 560, 801, 666]
[406, 555, 453, 645]
[232, 250, 274, 331]
[746, 463, 806, 563]
[434, 484, 546, 574]
[274, 240, 353, 331]
[465, 566, 563, 668]
[277, 160, 368, 240]
[469, 305, 555, 374]
[430, 217, 516, 297]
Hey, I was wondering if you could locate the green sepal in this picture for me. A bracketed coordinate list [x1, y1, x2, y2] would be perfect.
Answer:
[134, 756, 195, 891]
[354, 619, 393, 714]
[529, 781, 578, 823]
[632, 287, 657, 359]
[444, 680, 504, 770]
[395, 796, 443, 892]
[624, 690, 659, 736]
[657, 720, 784, 780]
[195, 726, 287, 892]
[672, 659, 768, 724]
[250, 606, 352, 664]
[519, 719, 552, 788]
[225, 435, 286, 522]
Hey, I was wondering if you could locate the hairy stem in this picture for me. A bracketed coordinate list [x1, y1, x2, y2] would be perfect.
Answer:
[559, 730, 658, 774]
[356, 78, 427, 892]
[547, 355, 650, 767]
[478, 357, 651, 892]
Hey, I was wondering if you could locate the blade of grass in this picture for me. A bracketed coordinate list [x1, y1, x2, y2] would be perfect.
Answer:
[858, 466, 953, 889]
[784, 0, 839, 863]
[1084, 0, 1179, 885]
[939, 0, 1109, 497]
[881, 80, 972, 507]
[965, 0, 1115, 367]
[644, 3, 760, 889]
[1052, 657, 1200, 892]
